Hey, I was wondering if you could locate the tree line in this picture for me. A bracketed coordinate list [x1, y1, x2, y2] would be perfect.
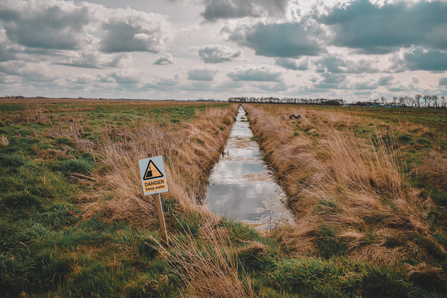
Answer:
[357, 95, 447, 108]
[228, 97, 345, 105]
[229, 94, 447, 108]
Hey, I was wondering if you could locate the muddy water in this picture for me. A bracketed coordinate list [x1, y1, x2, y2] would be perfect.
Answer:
[205, 106, 294, 229]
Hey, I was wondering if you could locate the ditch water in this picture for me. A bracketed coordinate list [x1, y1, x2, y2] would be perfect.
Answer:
[205, 106, 294, 229]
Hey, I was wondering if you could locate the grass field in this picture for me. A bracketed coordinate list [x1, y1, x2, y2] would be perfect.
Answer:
[1, 99, 447, 297]
[0, 99, 241, 297]
[243, 103, 447, 296]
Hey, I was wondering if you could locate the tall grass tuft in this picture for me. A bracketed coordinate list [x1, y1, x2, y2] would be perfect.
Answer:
[160, 223, 254, 298]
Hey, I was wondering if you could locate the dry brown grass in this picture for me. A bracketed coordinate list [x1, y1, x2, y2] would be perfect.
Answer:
[243, 104, 439, 266]
[0, 134, 8, 147]
[415, 151, 447, 191]
[78, 105, 238, 228]
[14, 103, 51, 124]
[155, 222, 254, 298]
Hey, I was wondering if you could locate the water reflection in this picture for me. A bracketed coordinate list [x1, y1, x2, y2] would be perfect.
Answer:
[206, 106, 294, 229]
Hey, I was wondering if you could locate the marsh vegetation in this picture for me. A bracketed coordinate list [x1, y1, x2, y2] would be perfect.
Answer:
[1, 98, 446, 297]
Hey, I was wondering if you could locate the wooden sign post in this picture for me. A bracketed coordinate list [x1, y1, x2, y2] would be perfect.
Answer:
[139, 154, 168, 243]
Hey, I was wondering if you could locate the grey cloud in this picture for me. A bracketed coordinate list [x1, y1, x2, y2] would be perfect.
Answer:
[387, 84, 407, 92]
[179, 81, 213, 92]
[201, 0, 288, 22]
[0, 0, 173, 59]
[378, 75, 394, 86]
[0, 61, 57, 82]
[227, 65, 283, 82]
[109, 69, 141, 84]
[319, 0, 447, 54]
[0, 43, 15, 62]
[258, 82, 290, 91]
[96, 74, 114, 83]
[411, 76, 419, 84]
[216, 80, 244, 89]
[65, 74, 99, 85]
[188, 66, 218, 81]
[143, 74, 179, 90]
[439, 77, 447, 86]
[0, 0, 90, 50]
[99, 9, 172, 53]
[154, 53, 175, 65]
[388, 54, 408, 73]
[274, 58, 308, 70]
[313, 73, 347, 89]
[225, 22, 325, 58]
[354, 80, 378, 90]
[314, 54, 379, 74]
[56, 52, 131, 68]
[404, 48, 447, 71]
[198, 45, 241, 63]
[0, 74, 16, 84]
[156, 74, 179, 86]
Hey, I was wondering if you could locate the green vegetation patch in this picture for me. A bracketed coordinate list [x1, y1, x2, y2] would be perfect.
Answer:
[315, 225, 348, 258]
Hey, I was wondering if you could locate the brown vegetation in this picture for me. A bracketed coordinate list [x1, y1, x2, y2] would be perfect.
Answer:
[77, 105, 237, 228]
[243, 104, 443, 268]
[414, 151, 447, 191]
[158, 223, 254, 298]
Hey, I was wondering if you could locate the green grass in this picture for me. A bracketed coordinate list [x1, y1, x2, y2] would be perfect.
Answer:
[0, 100, 234, 297]
[2, 100, 447, 297]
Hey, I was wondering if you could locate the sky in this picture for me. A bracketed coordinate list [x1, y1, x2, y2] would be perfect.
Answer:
[0, 0, 446, 101]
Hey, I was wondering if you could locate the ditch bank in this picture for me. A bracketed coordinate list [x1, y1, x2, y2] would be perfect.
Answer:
[80, 104, 239, 228]
[242, 103, 447, 281]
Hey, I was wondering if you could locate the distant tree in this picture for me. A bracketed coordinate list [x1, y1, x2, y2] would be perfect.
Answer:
[423, 95, 430, 107]
[415, 94, 422, 108]
[380, 96, 387, 104]
[392, 96, 398, 106]
[432, 95, 439, 108]
[441, 96, 446, 108]
[398, 96, 406, 106]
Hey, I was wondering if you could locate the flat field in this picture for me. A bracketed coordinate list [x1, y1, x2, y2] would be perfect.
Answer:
[1, 99, 447, 297]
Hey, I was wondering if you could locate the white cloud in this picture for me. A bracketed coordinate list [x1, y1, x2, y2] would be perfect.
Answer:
[0, 0, 92, 50]
[56, 51, 132, 69]
[314, 54, 380, 74]
[98, 7, 173, 53]
[197, 44, 241, 63]
[154, 53, 176, 65]
[227, 65, 283, 82]
[0, 60, 57, 82]
[188, 66, 218, 81]
[109, 68, 142, 84]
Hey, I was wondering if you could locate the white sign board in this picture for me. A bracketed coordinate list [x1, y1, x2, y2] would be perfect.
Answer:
[139, 156, 168, 195]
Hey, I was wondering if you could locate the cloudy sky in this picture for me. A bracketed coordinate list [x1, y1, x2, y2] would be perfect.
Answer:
[0, 0, 446, 101]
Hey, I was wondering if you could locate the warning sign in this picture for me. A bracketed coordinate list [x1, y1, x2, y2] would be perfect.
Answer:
[139, 156, 168, 195]
[144, 160, 163, 180]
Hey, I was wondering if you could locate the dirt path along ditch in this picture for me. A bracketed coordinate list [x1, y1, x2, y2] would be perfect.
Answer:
[205, 106, 294, 229]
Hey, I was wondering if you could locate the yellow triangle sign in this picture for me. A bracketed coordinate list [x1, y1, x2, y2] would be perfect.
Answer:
[143, 160, 164, 180]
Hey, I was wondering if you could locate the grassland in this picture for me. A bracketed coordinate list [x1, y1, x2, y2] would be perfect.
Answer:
[243, 103, 447, 296]
[0, 98, 241, 297]
[1, 98, 447, 297]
